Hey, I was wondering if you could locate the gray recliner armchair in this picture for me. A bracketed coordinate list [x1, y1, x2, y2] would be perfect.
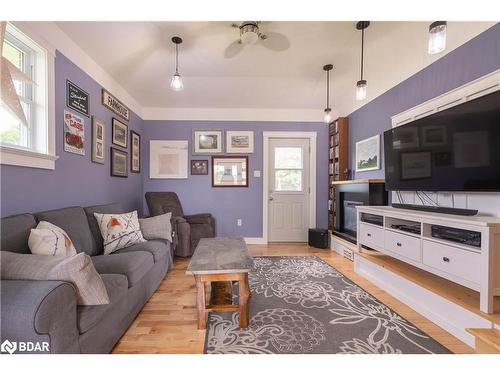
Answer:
[145, 192, 216, 257]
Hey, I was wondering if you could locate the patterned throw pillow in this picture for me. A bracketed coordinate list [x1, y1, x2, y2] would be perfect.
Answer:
[28, 221, 78, 256]
[93, 211, 146, 254]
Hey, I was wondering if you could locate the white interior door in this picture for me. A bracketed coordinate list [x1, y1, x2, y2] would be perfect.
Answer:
[268, 138, 310, 242]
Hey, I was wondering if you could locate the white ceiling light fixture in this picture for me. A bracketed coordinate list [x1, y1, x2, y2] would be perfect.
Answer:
[323, 64, 333, 123]
[170, 36, 184, 91]
[239, 22, 260, 44]
[428, 21, 447, 55]
[356, 21, 370, 101]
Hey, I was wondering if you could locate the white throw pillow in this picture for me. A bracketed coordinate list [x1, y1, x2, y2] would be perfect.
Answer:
[93, 211, 146, 254]
[28, 221, 77, 257]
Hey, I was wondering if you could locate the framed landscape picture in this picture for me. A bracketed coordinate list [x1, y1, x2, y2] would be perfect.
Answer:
[212, 156, 248, 187]
[226, 131, 254, 153]
[192, 129, 224, 154]
[110, 147, 128, 177]
[150, 140, 188, 179]
[92, 116, 105, 164]
[112, 118, 128, 148]
[130, 130, 141, 173]
[355, 134, 380, 172]
[191, 160, 208, 175]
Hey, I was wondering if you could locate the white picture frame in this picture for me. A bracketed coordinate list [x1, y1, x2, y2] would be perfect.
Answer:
[355, 134, 380, 172]
[192, 129, 224, 154]
[226, 131, 254, 153]
[149, 140, 188, 179]
[91, 116, 105, 164]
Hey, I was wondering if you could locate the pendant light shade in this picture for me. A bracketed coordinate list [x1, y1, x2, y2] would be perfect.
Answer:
[428, 21, 447, 55]
[170, 36, 184, 91]
[356, 21, 370, 101]
[323, 64, 333, 123]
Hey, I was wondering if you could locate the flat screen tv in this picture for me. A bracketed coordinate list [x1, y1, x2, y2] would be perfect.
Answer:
[384, 90, 500, 192]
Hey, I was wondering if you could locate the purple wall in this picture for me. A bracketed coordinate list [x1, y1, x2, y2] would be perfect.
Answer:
[348, 23, 500, 179]
[0, 51, 144, 217]
[142, 121, 328, 237]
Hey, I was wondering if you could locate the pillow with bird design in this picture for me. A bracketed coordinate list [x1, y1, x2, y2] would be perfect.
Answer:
[28, 221, 78, 256]
[93, 211, 146, 254]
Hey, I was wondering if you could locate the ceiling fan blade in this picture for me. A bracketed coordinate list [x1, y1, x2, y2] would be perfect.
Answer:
[224, 40, 244, 58]
[260, 32, 290, 52]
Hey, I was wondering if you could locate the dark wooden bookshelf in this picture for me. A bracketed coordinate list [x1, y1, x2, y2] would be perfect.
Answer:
[328, 117, 349, 232]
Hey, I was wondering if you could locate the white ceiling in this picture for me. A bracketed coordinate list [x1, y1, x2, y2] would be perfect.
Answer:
[56, 21, 495, 119]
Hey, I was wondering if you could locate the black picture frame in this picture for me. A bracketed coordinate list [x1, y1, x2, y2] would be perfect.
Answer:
[112, 118, 128, 148]
[130, 130, 141, 173]
[190, 160, 208, 175]
[66, 80, 89, 117]
[110, 147, 128, 177]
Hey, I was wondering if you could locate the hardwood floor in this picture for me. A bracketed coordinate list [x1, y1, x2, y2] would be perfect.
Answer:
[112, 243, 473, 354]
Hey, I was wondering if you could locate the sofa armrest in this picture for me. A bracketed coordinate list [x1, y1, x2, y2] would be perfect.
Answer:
[185, 213, 213, 225]
[1, 280, 80, 353]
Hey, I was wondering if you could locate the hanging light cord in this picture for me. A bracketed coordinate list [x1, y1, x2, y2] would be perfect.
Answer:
[326, 69, 330, 109]
[175, 43, 179, 74]
[360, 27, 365, 81]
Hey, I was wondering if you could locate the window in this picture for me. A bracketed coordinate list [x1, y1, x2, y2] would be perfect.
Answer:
[274, 147, 303, 192]
[0, 22, 56, 169]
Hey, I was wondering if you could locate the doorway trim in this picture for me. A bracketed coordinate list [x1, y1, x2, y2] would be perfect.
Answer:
[262, 131, 317, 243]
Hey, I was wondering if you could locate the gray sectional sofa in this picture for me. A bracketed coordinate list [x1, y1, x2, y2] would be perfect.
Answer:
[0, 203, 173, 354]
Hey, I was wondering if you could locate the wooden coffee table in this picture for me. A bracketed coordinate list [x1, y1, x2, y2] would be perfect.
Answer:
[186, 237, 254, 330]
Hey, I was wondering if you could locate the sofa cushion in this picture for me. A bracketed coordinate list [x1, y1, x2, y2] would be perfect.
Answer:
[84, 203, 124, 256]
[114, 239, 170, 263]
[0, 213, 37, 253]
[139, 213, 173, 242]
[28, 221, 77, 256]
[77, 273, 128, 334]
[91, 251, 153, 288]
[1, 251, 109, 305]
[35, 207, 94, 255]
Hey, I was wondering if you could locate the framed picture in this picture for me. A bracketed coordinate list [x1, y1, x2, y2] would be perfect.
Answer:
[112, 118, 128, 148]
[392, 127, 419, 149]
[130, 130, 141, 173]
[212, 156, 248, 187]
[110, 147, 128, 177]
[92, 116, 105, 164]
[191, 160, 209, 175]
[192, 129, 224, 154]
[423, 125, 447, 147]
[63, 110, 85, 155]
[401, 152, 432, 180]
[355, 134, 380, 172]
[66, 80, 89, 117]
[226, 131, 254, 153]
[102, 88, 130, 121]
[150, 140, 188, 179]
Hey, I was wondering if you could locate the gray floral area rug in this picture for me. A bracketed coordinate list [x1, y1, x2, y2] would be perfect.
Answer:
[204, 256, 451, 354]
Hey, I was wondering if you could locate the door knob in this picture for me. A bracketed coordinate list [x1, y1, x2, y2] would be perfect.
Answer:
[269, 197, 274, 201]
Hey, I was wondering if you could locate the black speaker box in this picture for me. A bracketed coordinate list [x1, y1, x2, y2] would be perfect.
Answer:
[308, 228, 329, 249]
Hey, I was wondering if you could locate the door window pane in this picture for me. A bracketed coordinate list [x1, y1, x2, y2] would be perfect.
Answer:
[275, 170, 302, 191]
[274, 147, 302, 169]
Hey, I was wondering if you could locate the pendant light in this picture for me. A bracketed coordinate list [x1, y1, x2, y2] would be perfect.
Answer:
[323, 64, 333, 123]
[428, 21, 447, 55]
[356, 21, 370, 101]
[170, 36, 184, 91]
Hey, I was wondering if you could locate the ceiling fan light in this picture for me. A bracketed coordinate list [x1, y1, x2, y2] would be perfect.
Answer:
[324, 108, 332, 123]
[240, 22, 260, 44]
[356, 80, 367, 101]
[170, 73, 184, 91]
[428, 21, 447, 54]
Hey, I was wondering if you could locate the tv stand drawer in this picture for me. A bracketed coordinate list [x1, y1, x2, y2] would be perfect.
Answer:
[359, 223, 384, 248]
[384, 230, 421, 262]
[422, 240, 480, 284]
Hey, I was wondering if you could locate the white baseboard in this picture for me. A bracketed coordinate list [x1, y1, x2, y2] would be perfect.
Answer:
[354, 253, 493, 348]
[244, 237, 267, 245]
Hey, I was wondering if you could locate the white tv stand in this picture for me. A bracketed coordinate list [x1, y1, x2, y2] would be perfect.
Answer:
[356, 206, 500, 313]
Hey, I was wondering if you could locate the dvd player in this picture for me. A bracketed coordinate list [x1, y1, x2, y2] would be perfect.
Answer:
[431, 225, 481, 248]
[392, 203, 478, 216]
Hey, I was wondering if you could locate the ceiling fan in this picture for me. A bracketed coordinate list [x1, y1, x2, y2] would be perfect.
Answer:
[224, 21, 290, 58]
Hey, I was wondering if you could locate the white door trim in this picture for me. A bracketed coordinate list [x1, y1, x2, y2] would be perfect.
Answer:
[262, 131, 317, 243]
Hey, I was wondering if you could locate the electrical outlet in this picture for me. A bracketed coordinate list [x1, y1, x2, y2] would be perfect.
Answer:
[237, 219, 242, 227]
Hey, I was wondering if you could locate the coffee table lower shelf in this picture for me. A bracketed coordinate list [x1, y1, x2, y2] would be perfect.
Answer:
[194, 272, 251, 330]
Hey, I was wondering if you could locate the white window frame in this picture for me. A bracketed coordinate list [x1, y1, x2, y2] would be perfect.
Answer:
[0, 22, 58, 170]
